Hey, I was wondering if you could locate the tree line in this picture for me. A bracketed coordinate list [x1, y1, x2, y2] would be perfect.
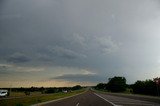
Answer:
[1, 85, 82, 96]
[95, 76, 160, 96]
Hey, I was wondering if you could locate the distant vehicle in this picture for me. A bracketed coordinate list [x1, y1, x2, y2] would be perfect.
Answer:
[0, 90, 8, 97]
[62, 90, 68, 93]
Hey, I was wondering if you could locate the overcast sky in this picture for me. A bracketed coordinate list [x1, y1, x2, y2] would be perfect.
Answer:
[0, 0, 160, 87]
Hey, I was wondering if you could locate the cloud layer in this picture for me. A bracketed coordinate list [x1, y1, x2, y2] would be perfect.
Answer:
[53, 74, 102, 82]
[0, 0, 160, 87]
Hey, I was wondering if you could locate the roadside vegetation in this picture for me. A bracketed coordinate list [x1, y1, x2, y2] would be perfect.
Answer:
[95, 76, 160, 97]
[0, 85, 85, 106]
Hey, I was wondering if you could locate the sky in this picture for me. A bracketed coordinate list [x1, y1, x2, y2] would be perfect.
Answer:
[0, 0, 160, 87]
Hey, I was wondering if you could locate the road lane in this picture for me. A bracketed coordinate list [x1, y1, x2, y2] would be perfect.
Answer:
[41, 90, 112, 106]
[37, 90, 160, 106]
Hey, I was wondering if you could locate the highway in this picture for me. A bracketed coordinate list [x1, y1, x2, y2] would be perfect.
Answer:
[39, 90, 160, 106]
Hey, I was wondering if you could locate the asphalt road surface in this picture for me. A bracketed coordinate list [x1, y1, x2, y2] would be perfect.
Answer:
[40, 90, 160, 106]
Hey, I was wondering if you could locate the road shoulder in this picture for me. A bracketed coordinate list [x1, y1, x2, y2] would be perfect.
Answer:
[93, 89, 160, 104]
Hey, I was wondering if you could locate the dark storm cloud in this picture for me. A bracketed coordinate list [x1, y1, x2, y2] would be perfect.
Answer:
[48, 46, 87, 59]
[0, 64, 13, 74]
[0, 65, 9, 74]
[52, 73, 103, 82]
[7, 53, 30, 63]
[0, 0, 160, 85]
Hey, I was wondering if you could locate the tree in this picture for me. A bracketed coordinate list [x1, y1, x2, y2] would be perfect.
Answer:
[45, 88, 56, 94]
[132, 80, 157, 96]
[95, 83, 107, 90]
[107, 76, 126, 92]
[72, 85, 82, 90]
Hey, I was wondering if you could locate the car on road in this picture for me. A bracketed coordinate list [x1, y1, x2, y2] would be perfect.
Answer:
[0, 90, 8, 97]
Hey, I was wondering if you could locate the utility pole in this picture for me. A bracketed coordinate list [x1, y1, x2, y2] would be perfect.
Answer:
[9, 84, 12, 97]
[154, 78, 160, 96]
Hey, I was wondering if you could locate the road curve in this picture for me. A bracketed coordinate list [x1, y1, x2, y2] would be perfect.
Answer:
[39, 90, 160, 106]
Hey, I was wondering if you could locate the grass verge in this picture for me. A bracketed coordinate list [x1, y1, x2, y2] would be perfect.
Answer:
[0, 89, 85, 106]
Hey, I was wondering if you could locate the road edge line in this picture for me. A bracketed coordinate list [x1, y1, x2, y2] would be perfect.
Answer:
[94, 93, 117, 106]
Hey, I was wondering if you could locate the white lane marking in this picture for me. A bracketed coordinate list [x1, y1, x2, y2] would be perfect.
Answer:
[94, 93, 121, 106]
[76, 102, 79, 106]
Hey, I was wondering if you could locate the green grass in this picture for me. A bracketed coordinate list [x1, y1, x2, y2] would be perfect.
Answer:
[10, 92, 42, 97]
[0, 89, 85, 106]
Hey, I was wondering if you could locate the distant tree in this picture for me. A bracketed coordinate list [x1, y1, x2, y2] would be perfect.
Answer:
[19, 87, 25, 92]
[40, 87, 45, 94]
[107, 76, 126, 92]
[132, 79, 157, 96]
[45, 88, 55, 94]
[154, 77, 160, 85]
[132, 80, 144, 94]
[30, 86, 35, 92]
[72, 85, 82, 90]
[95, 83, 107, 90]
